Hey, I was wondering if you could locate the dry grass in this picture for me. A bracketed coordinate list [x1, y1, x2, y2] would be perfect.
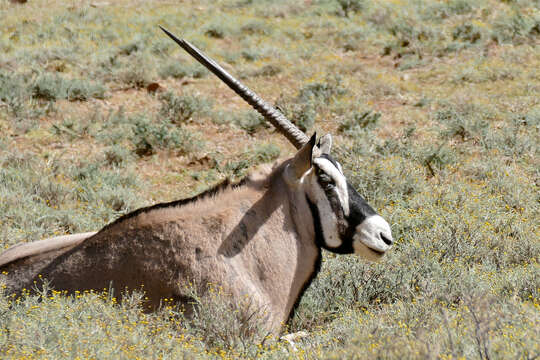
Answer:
[1, 0, 539, 358]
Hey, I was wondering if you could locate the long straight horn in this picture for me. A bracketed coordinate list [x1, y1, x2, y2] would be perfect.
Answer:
[159, 26, 309, 149]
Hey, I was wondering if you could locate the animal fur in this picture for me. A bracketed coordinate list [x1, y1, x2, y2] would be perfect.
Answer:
[1, 159, 321, 333]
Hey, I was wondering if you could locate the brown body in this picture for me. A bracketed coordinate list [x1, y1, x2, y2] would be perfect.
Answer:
[1, 161, 320, 333]
[1, 32, 395, 335]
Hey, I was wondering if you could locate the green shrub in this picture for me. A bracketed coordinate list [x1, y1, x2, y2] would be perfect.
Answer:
[158, 61, 208, 79]
[65, 79, 106, 101]
[0, 71, 35, 120]
[234, 111, 268, 134]
[338, 110, 381, 134]
[159, 91, 212, 124]
[32, 73, 106, 101]
[217, 142, 280, 180]
[252, 143, 280, 163]
[297, 75, 347, 104]
[130, 115, 204, 156]
[435, 105, 489, 142]
[336, 0, 364, 18]
[0, 151, 144, 247]
[204, 24, 228, 39]
[240, 21, 273, 36]
[118, 37, 145, 56]
[452, 24, 483, 44]
[491, 10, 539, 44]
[70, 159, 143, 215]
[50, 116, 93, 140]
[250, 64, 282, 77]
[422, 0, 474, 20]
[273, 76, 346, 133]
[112, 53, 154, 88]
[277, 100, 316, 133]
[180, 284, 272, 356]
[241, 49, 263, 62]
[104, 145, 133, 166]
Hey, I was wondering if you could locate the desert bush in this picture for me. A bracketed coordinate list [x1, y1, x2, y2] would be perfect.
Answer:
[233, 111, 268, 134]
[1, 0, 538, 358]
[130, 115, 204, 156]
[117, 36, 146, 56]
[0, 284, 201, 359]
[297, 75, 347, 104]
[0, 71, 52, 130]
[277, 100, 316, 133]
[338, 110, 381, 134]
[250, 64, 282, 77]
[241, 48, 263, 62]
[0, 71, 31, 117]
[491, 9, 540, 44]
[238, 45, 282, 63]
[483, 108, 540, 158]
[50, 117, 90, 140]
[203, 20, 235, 39]
[32, 73, 106, 101]
[335, 0, 364, 18]
[274, 76, 345, 132]
[240, 20, 273, 36]
[0, 151, 144, 247]
[180, 284, 272, 356]
[91, 109, 204, 156]
[452, 23, 483, 44]
[103, 145, 134, 166]
[159, 91, 212, 124]
[112, 53, 155, 89]
[158, 60, 209, 79]
[71, 161, 141, 214]
[422, 0, 474, 20]
[435, 106, 489, 143]
[251, 143, 280, 163]
[218, 143, 280, 179]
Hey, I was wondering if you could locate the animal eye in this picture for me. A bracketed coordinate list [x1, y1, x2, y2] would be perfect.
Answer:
[318, 173, 335, 189]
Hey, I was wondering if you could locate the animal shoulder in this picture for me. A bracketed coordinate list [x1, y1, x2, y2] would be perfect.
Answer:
[99, 161, 281, 232]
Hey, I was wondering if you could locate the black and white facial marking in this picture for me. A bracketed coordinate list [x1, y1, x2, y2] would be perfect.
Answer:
[305, 153, 394, 261]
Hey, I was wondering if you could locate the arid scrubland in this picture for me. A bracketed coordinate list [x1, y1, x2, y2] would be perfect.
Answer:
[0, 0, 538, 358]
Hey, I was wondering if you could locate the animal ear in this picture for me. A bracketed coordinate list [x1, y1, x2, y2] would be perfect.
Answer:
[289, 133, 317, 179]
[317, 134, 332, 154]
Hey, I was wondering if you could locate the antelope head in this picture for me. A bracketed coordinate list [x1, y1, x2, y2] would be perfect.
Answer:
[160, 27, 394, 260]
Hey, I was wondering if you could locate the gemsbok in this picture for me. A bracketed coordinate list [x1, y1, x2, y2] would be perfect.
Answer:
[0, 27, 394, 335]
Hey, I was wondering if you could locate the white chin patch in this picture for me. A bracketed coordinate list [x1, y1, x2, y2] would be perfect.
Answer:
[353, 215, 393, 258]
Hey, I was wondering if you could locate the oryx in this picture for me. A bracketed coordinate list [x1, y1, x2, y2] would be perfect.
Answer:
[0, 28, 393, 335]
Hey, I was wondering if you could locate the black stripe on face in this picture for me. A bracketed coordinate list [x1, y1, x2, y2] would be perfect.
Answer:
[308, 153, 379, 254]
[315, 168, 343, 217]
[314, 156, 347, 216]
[305, 195, 325, 248]
[320, 154, 378, 225]
[306, 195, 354, 254]
[313, 160, 350, 245]
[344, 182, 377, 229]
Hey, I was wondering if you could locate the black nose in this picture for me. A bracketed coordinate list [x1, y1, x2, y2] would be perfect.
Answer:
[380, 233, 393, 246]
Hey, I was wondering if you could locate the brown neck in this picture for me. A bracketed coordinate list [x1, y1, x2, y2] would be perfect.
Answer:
[228, 164, 321, 328]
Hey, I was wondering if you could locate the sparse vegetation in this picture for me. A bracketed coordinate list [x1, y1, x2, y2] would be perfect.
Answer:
[158, 60, 209, 79]
[159, 91, 212, 124]
[233, 111, 268, 134]
[32, 73, 106, 101]
[0, 0, 539, 358]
